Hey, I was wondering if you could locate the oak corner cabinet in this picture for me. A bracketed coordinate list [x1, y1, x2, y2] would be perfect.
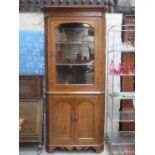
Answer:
[44, 6, 106, 153]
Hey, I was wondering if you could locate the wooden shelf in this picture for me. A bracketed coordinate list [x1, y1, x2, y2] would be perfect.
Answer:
[56, 41, 94, 45]
[56, 60, 94, 66]
[56, 63, 94, 66]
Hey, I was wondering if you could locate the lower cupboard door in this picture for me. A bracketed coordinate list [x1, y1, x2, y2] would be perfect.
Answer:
[74, 96, 98, 144]
[51, 97, 74, 143]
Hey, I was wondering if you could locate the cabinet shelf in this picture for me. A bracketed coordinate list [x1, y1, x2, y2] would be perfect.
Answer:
[110, 131, 135, 145]
[108, 73, 135, 76]
[108, 49, 135, 53]
[57, 27, 94, 30]
[107, 144, 135, 155]
[56, 64, 94, 66]
[108, 92, 135, 99]
[56, 59, 94, 66]
[106, 132, 135, 154]
[56, 41, 94, 45]
[108, 111, 135, 122]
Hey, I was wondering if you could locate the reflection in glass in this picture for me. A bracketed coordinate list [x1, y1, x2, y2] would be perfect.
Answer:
[56, 65, 94, 84]
[55, 23, 95, 84]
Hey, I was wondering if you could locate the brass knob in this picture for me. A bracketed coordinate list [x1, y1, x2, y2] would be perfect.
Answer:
[74, 116, 78, 122]
[71, 116, 74, 122]
[71, 116, 78, 123]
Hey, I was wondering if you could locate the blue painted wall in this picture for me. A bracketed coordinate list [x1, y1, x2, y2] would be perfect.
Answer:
[19, 30, 45, 75]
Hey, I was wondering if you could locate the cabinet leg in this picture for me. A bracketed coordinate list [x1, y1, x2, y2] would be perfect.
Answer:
[47, 146, 56, 153]
[93, 145, 103, 153]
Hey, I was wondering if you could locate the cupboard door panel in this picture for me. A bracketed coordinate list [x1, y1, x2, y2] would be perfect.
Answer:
[19, 99, 42, 142]
[51, 97, 74, 140]
[77, 101, 94, 138]
[75, 96, 98, 143]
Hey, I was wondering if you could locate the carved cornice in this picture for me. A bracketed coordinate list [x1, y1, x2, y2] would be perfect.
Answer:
[19, 0, 111, 12]
[19, 0, 134, 14]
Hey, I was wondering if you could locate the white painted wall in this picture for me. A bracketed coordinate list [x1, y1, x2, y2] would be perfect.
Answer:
[19, 13, 44, 30]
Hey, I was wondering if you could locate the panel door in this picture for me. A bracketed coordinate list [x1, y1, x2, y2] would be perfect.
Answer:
[19, 99, 42, 142]
[74, 96, 98, 144]
[50, 96, 74, 143]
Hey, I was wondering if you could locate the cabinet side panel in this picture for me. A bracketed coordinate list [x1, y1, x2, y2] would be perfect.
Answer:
[46, 95, 50, 144]
[97, 94, 105, 143]
[98, 17, 105, 92]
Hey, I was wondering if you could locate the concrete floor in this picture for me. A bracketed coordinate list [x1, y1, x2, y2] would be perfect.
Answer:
[19, 143, 109, 155]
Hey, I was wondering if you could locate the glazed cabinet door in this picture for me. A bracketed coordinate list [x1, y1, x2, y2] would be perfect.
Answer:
[46, 18, 104, 92]
[49, 96, 74, 144]
[74, 96, 98, 144]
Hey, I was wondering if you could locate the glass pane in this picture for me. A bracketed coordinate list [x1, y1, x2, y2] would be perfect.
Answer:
[55, 23, 95, 84]
[56, 65, 94, 84]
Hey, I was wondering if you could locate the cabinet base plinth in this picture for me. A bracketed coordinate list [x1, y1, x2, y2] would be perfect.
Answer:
[46, 144, 104, 153]
[94, 145, 104, 153]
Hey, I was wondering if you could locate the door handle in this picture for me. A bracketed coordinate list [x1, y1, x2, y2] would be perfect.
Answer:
[71, 116, 78, 123]
[74, 116, 78, 122]
[71, 116, 75, 122]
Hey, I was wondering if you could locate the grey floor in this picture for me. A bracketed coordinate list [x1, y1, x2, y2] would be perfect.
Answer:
[19, 143, 110, 155]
